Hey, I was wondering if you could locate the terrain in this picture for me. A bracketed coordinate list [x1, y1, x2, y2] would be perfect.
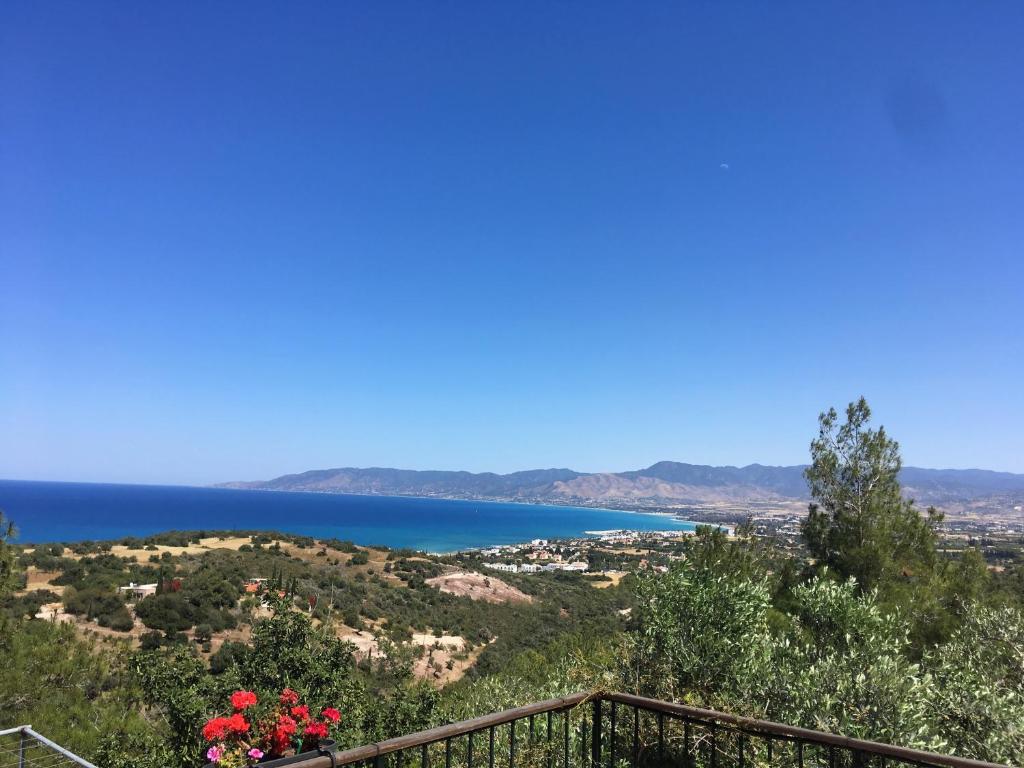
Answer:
[221, 461, 1024, 517]
[9, 529, 644, 688]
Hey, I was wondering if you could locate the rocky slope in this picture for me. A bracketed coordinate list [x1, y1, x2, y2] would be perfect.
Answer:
[220, 462, 1024, 511]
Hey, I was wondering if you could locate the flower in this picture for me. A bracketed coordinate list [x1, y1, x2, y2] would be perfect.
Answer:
[203, 687, 327, 764]
[203, 713, 250, 742]
[269, 715, 298, 756]
[227, 713, 250, 734]
[203, 717, 232, 742]
[280, 688, 300, 706]
[231, 690, 258, 710]
[303, 721, 329, 740]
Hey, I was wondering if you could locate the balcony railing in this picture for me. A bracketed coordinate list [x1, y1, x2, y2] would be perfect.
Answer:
[0, 726, 98, 768]
[236, 692, 1008, 768]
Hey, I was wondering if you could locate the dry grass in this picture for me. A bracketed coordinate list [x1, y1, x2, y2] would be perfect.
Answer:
[589, 570, 626, 589]
[335, 623, 484, 686]
[23, 567, 64, 594]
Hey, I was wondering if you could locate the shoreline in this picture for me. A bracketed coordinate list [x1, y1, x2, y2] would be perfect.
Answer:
[1, 479, 714, 550]
[433, 521, 729, 557]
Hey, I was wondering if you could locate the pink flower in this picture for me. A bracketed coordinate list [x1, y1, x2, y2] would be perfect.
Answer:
[248, 748, 264, 761]
[207, 746, 223, 763]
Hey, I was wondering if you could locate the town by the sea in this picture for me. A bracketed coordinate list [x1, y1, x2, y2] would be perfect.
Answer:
[0, 479, 707, 552]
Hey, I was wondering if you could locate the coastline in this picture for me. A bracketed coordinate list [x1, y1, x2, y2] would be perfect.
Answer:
[0, 479, 711, 550]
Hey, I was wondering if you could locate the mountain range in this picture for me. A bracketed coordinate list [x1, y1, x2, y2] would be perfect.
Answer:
[220, 462, 1024, 514]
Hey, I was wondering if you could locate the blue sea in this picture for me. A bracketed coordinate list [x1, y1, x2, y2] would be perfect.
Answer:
[0, 480, 702, 552]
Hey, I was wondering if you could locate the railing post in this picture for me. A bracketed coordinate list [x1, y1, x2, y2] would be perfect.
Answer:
[580, 715, 587, 767]
[591, 699, 602, 768]
[19, 729, 27, 768]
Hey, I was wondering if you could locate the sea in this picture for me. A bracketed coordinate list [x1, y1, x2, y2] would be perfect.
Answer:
[0, 479, 705, 552]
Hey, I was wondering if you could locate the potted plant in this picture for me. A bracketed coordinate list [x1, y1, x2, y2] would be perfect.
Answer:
[202, 688, 342, 768]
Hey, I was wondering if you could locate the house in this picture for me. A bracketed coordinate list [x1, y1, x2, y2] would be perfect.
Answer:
[483, 562, 518, 573]
[118, 582, 158, 600]
[542, 561, 589, 573]
[244, 577, 268, 594]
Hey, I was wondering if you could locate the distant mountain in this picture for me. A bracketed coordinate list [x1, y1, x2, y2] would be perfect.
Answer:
[221, 467, 584, 498]
[219, 462, 1024, 513]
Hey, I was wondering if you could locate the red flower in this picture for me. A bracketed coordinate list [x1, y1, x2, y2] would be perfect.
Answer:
[322, 708, 341, 724]
[203, 717, 232, 742]
[269, 727, 292, 757]
[279, 688, 300, 706]
[290, 705, 310, 722]
[227, 713, 250, 734]
[303, 721, 329, 740]
[231, 690, 258, 710]
[265, 714, 298, 756]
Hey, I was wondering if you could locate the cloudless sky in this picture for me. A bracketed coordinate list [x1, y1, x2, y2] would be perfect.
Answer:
[2, 2, 1022, 484]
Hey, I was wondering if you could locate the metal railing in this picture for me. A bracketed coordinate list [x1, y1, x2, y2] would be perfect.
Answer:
[0, 727, 98, 768]
[236, 692, 1009, 768]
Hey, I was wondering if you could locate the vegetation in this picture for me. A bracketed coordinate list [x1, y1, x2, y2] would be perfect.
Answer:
[802, 397, 943, 593]
[1, 399, 1024, 766]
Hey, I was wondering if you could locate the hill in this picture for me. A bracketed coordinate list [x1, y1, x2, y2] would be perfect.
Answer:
[219, 462, 1024, 513]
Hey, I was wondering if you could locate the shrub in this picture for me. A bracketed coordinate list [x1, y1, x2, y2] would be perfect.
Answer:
[104, 606, 135, 632]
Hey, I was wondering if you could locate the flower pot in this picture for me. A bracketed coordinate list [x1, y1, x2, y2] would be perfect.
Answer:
[202, 740, 337, 768]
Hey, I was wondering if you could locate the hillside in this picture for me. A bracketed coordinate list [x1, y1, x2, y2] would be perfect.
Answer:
[220, 462, 1024, 512]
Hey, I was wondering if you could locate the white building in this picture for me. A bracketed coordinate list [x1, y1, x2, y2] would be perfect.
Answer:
[484, 562, 518, 573]
[118, 582, 158, 600]
[542, 562, 589, 573]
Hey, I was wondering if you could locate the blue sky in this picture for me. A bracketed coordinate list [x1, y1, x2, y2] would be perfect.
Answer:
[2, 2, 1022, 484]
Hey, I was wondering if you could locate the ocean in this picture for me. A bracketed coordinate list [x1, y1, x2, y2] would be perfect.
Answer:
[0, 479, 703, 552]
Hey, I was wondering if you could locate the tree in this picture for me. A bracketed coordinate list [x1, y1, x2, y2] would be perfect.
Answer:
[802, 397, 942, 593]
[777, 576, 936, 748]
[624, 563, 944, 750]
[194, 623, 213, 643]
[627, 560, 774, 710]
[134, 593, 194, 633]
[926, 605, 1024, 764]
[0, 510, 17, 599]
[1, 619, 150, 761]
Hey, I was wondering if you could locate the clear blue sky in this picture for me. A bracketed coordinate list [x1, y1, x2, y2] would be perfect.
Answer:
[2, 2, 1022, 484]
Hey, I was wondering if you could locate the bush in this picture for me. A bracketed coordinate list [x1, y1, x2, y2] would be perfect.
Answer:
[134, 593, 194, 633]
[209, 640, 248, 674]
[139, 631, 163, 651]
[104, 606, 135, 632]
[64, 587, 125, 621]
